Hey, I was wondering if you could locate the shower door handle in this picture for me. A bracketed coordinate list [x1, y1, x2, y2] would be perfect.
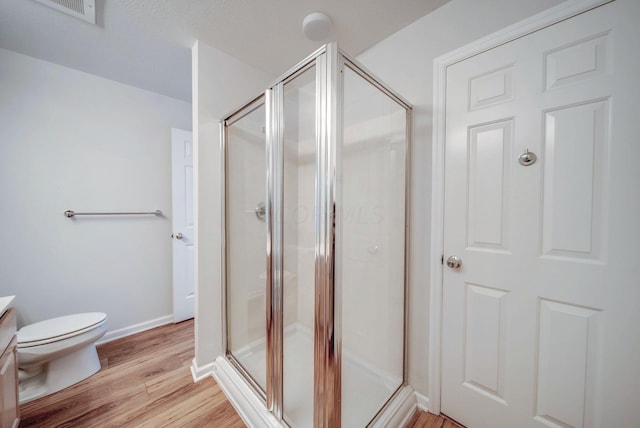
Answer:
[254, 202, 266, 221]
[243, 203, 266, 221]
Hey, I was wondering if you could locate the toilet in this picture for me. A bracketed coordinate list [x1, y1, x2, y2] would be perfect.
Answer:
[16, 312, 108, 404]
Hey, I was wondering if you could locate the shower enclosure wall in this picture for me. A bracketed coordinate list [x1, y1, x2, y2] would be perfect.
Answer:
[220, 44, 410, 427]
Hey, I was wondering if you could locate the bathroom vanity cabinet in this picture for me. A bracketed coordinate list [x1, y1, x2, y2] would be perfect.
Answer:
[0, 308, 19, 428]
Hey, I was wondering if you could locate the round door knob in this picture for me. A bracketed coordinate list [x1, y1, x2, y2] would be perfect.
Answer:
[518, 148, 537, 166]
[446, 255, 462, 269]
[175, 233, 183, 240]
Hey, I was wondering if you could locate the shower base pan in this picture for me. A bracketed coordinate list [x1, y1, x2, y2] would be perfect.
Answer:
[213, 324, 418, 427]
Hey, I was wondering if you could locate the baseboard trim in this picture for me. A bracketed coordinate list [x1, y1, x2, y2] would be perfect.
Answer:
[415, 391, 432, 413]
[371, 385, 418, 427]
[96, 315, 173, 345]
[212, 356, 282, 427]
[190, 358, 215, 383]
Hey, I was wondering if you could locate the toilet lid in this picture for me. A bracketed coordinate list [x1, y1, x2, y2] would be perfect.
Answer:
[17, 312, 107, 345]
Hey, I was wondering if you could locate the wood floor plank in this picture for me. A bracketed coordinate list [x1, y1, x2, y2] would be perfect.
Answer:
[20, 383, 149, 428]
[112, 375, 218, 426]
[184, 405, 247, 428]
[54, 385, 150, 428]
[406, 411, 465, 428]
[143, 366, 193, 399]
[405, 411, 421, 427]
[136, 382, 226, 427]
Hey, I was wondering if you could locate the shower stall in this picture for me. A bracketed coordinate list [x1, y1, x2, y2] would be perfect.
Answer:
[219, 44, 411, 427]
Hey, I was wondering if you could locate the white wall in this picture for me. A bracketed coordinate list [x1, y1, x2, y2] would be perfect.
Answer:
[356, 0, 564, 398]
[0, 48, 191, 333]
[192, 41, 272, 372]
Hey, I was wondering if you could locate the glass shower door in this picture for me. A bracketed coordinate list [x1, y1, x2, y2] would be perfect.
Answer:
[225, 98, 268, 393]
[339, 63, 408, 426]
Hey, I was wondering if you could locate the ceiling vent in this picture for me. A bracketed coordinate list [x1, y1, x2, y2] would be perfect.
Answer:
[33, 0, 96, 24]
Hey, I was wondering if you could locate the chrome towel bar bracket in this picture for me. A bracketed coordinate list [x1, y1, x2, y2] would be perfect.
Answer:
[64, 210, 163, 218]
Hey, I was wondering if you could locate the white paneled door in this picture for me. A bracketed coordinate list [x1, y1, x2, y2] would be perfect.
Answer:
[441, 1, 640, 427]
[171, 128, 195, 322]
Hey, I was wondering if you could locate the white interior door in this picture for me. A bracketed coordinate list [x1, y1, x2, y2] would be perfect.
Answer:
[441, 2, 640, 427]
[171, 128, 195, 323]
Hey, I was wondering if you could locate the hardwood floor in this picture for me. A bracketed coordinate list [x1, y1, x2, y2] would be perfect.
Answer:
[405, 411, 464, 428]
[19, 320, 456, 427]
[19, 320, 245, 427]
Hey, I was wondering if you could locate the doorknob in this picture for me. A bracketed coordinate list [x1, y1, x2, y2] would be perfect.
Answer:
[172, 233, 183, 240]
[446, 255, 462, 269]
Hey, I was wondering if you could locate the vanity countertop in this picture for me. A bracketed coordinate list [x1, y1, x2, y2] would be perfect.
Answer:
[0, 295, 15, 318]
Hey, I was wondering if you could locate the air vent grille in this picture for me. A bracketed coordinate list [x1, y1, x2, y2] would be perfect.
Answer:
[51, 0, 83, 14]
[33, 0, 96, 24]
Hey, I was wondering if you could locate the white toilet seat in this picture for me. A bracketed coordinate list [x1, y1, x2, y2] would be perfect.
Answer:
[17, 312, 107, 348]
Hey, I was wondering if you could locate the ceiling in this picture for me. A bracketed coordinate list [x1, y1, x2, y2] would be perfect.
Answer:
[0, 0, 450, 102]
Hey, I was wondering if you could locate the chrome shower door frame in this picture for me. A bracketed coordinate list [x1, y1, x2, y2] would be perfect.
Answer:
[313, 43, 343, 427]
[221, 93, 268, 403]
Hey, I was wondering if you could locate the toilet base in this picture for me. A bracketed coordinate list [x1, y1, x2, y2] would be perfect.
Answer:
[19, 345, 101, 404]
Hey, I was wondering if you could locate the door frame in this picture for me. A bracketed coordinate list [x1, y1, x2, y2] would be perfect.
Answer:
[427, 0, 611, 414]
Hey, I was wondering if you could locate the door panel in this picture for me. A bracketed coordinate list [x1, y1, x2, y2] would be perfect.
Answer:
[534, 300, 601, 428]
[542, 100, 608, 260]
[467, 120, 512, 251]
[442, 2, 640, 427]
[462, 283, 508, 405]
